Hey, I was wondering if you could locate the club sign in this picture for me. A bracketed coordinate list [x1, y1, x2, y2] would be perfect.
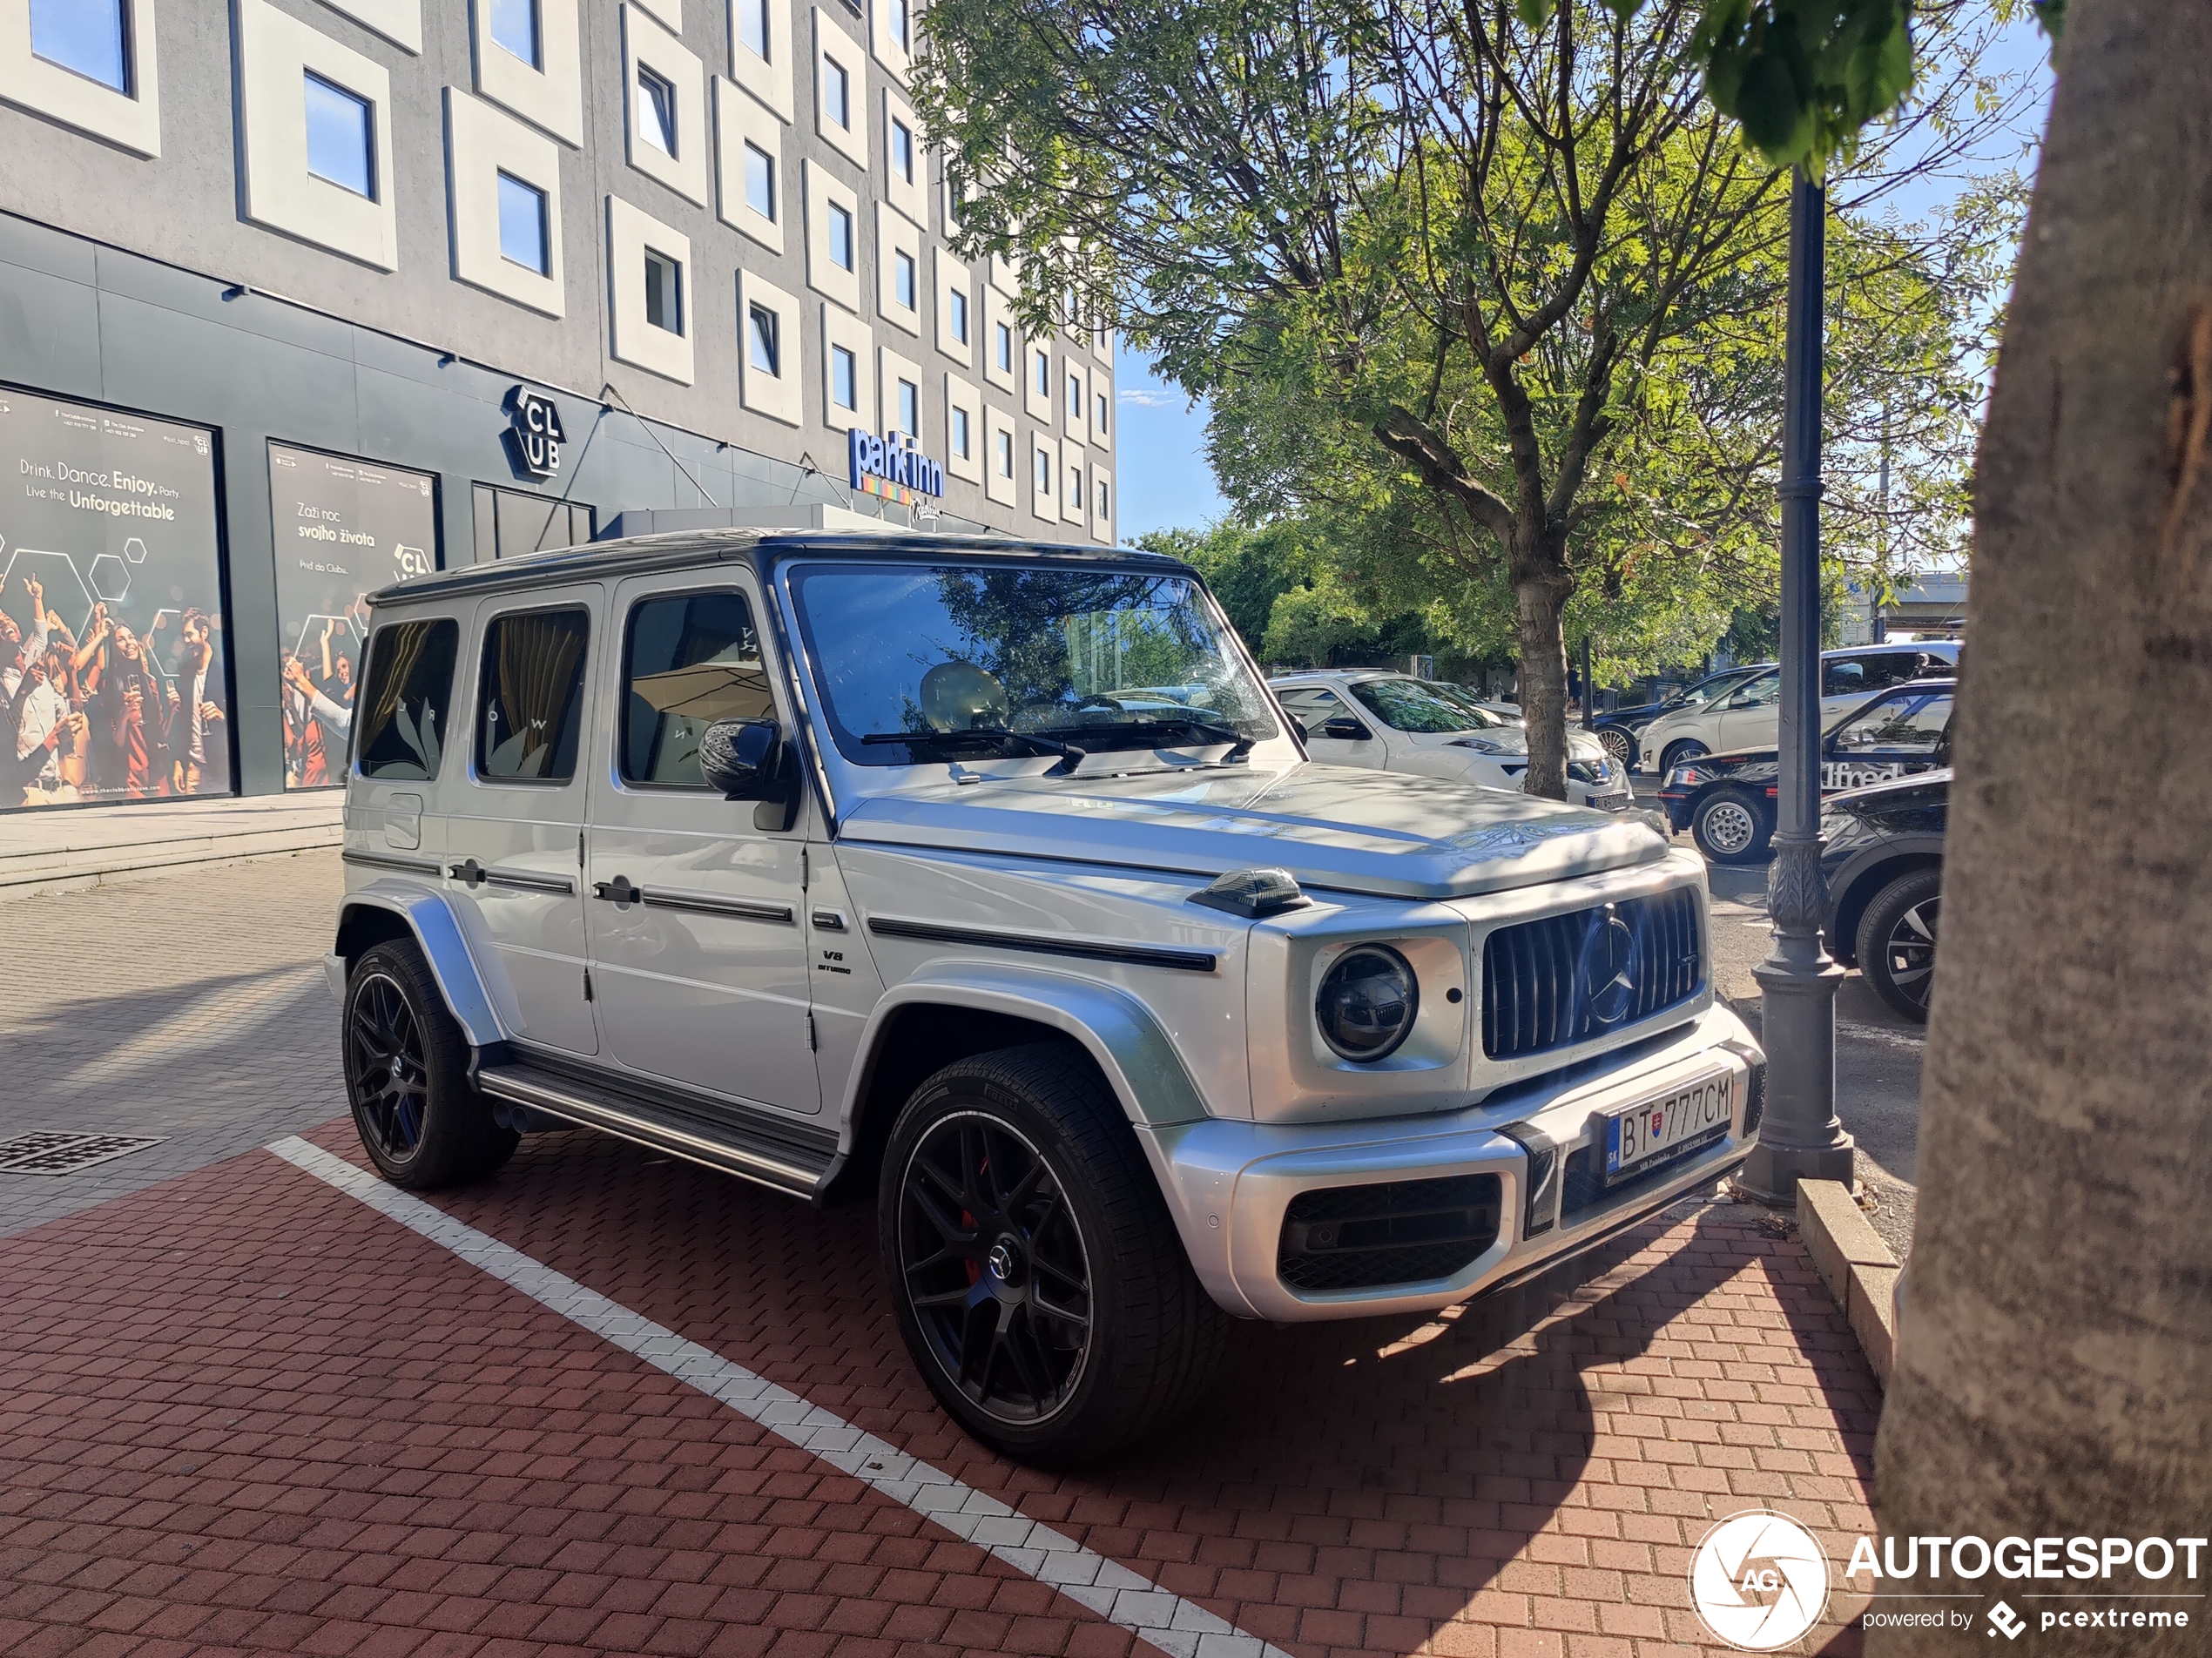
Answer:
[847, 428, 944, 506]
[505, 387, 567, 479]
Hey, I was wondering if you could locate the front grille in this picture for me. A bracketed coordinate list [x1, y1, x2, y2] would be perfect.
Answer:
[1278, 1174, 1501, 1291]
[1480, 888, 1703, 1061]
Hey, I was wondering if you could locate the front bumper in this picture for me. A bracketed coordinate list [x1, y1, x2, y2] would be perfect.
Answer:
[1137, 1002, 1763, 1322]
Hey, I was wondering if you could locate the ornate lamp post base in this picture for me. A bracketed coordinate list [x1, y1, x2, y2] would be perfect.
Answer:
[1738, 830, 1856, 1205]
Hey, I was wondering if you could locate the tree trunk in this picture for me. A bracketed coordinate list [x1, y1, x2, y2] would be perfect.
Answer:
[1867, 5, 2212, 1652]
[1512, 556, 1574, 801]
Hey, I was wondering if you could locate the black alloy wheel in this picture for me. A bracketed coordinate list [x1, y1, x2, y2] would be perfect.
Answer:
[897, 1111, 1093, 1425]
[342, 939, 516, 1189]
[879, 1043, 1226, 1463]
[347, 970, 428, 1163]
[1856, 867, 1942, 1023]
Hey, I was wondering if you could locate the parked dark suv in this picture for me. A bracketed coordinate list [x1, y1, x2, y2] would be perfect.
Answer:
[1819, 769, 1947, 1021]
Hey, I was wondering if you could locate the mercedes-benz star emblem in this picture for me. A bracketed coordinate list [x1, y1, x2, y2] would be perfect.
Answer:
[987, 1241, 1017, 1282]
[1576, 903, 1641, 1027]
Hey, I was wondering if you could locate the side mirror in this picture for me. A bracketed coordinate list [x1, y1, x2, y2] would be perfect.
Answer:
[1317, 716, 1372, 742]
[699, 718, 799, 829]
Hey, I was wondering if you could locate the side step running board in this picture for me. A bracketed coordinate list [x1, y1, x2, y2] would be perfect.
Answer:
[475, 1058, 838, 1200]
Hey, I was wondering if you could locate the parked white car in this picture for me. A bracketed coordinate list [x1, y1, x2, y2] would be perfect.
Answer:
[1634, 642, 1961, 776]
[329, 533, 1760, 1464]
[1271, 671, 1634, 811]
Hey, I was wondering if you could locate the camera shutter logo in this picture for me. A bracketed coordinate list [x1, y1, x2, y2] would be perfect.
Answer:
[1987, 1601, 2026, 1641]
[1689, 1510, 1831, 1650]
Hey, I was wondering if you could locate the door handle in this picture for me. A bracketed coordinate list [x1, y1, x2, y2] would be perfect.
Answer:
[592, 875, 639, 905]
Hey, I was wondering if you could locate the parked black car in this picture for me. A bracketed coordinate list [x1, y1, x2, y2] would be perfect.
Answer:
[1588, 665, 1769, 772]
[1819, 768, 1947, 1022]
[1657, 678, 1954, 865]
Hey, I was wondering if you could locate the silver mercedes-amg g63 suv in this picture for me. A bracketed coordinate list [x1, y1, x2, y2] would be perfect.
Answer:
[330, 529, 1764, 1461]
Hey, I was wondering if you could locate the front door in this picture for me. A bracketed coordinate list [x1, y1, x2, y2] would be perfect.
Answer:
[1280, 686, 1386, 768]
[582, 576, 819, 1116]
[447, 589, 600, 1055]
[1714, 669, 1782, 752]
[1822, 684, 1954, 792]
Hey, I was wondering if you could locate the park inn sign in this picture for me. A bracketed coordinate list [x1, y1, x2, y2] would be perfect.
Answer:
[847, 428, 944, 508]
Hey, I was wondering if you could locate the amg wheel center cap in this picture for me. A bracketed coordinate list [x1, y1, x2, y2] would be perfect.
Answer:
[987, 1237, 1022, 1284]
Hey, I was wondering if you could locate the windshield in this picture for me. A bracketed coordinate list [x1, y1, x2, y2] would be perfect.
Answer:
[1346, 677, 1503, 733]
[789, 562, 1282, 766]
[1412, 680, 1513, 727]
[1676, 669, 1759, 708]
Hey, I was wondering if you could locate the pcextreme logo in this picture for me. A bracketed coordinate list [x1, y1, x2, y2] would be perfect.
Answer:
[1689, 1510, 1831, 1650]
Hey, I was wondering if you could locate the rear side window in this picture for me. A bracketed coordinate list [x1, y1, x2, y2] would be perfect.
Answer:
[622, 590, 771, 787]
[478, 607, 590, 781]
[354, 618, 459, 780]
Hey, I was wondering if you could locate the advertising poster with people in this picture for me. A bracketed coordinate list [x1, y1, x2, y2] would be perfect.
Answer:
[267, 443, 438, 790]
[0, 390, 230, 811]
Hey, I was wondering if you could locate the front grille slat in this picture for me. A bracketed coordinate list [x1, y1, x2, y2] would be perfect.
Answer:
[1480, 888, 1704, 1062]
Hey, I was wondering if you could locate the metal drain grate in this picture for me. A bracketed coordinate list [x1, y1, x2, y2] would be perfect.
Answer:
[0, 1131, 166, 1176]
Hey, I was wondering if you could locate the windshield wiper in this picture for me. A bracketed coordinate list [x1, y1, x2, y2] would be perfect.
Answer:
[860, 727, 1088, 774]
[1035, 716, 1254, 759]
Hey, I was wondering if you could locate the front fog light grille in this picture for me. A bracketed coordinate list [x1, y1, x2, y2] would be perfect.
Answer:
[1278, 1174, 1501, 1291]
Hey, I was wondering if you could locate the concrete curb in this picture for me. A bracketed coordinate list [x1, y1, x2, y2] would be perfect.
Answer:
[1797, 1178, 1898, 1387]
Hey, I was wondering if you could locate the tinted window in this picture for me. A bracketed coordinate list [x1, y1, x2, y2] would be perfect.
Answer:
[355, 618, 459, 780]
[1347, 678, 1480, 733]
[1730, 671, 1779, 707]
[1831, 688, 1954, 753]
[623, 592, 771, 787]
[478, 608, 590, 781]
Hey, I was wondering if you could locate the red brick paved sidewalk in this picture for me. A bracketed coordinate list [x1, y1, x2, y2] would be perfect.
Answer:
[0, 1120, 1878, 1658]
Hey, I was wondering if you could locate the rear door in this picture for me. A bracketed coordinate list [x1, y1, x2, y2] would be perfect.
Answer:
[580, 573, 820, 1115]
[446, 589, 600, 1055]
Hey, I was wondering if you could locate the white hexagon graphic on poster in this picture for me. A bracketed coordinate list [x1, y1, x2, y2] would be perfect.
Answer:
[0, 547, 98, 641]
[290, 613, 364, 667]
[88, 553, 132, 605]
[124, 536, 148, 564]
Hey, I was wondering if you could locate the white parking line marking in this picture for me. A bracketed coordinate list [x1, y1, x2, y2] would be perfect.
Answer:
[268, 1136, 1290, 1658]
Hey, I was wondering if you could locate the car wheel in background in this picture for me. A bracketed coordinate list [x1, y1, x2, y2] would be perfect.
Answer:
[1691, 786, 1771, 865]
[1855, 867, 1941, 1023]
[1596, 726, 1634, 770]
[1660, 738, 1709, 775]
[880, 1042, 1226, 1465]
[343, 940, 518, 1189]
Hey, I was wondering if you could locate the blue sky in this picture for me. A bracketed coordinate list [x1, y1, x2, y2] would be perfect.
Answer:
[1110, 16, 2056, 545]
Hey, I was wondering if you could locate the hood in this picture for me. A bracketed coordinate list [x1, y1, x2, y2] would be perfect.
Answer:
[835, 760, 1670, 901]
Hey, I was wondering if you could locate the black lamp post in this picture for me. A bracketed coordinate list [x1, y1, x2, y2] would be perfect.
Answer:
[1742, 167, 1855, 1204]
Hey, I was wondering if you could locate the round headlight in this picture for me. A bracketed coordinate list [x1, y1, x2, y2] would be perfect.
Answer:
[1315, 946, 1420, 1062]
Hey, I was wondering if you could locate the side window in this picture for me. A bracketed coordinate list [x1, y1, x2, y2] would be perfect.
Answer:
[1833, 690, 1954, 751]
[478, 607, 590, 781]
[1822, 656, 1871, 698]
[355, 618, 460, 780]
[622, 590, 771, 787]
[1730, 671, 1778, 708]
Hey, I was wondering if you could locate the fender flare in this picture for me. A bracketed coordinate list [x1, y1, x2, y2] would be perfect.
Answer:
[335, 881, 509, 1048]
[840, 962, 1215, 1138]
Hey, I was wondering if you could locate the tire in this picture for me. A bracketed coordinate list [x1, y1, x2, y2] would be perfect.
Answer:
[1855, 867, 1941, 1023]
[1596, 726, 1634, 770]
[1659, 738, 1709, 776]
[879, 1042, 1227, 1465]
[342, 940, 516, 1190]
[1692, 786, 1771, 865]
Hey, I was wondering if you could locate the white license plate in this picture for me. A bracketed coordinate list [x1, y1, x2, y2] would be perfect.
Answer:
[1591, 791, 1631, 812]
[1604, 1070, 1734, 1180]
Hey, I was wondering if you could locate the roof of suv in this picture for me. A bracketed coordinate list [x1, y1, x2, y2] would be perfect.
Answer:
[365, 528, 1184, 608]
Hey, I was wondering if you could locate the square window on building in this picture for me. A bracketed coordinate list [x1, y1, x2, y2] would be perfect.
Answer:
[1096, 390, 1108, 435]
[1097, 479, 1109, 516]
[948, 288, 969, 345]
[739, 0, 772, 61]
[490, 0, 540, 68]
[997, 428, 1014, 477]
[1033, 349, 1049, 396]
[749, 303, 781, 374]
[745, 141, 776, 220]
[952, 404, 971, 459]
[891, 117, 914, 184]
[496, 172, 549, 273]
[995, 321, 1012, 373]
[305, 71, 375, 199]
[823, 54, 850, 129]
[829, 201, 854, 269]
[889, 0, 911, 51]
[1068, 369, 1082, 420]
[30, 0, 129, 92]
[644, 247, 684, 333]
[1069, 468, 1083, 509]
[1034, 447, 1050, 493]
[832, 343, 857, 410]
[637, 64, 678, 156]
[894, 249, 916, 310]
[898, 377, 918, 437]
